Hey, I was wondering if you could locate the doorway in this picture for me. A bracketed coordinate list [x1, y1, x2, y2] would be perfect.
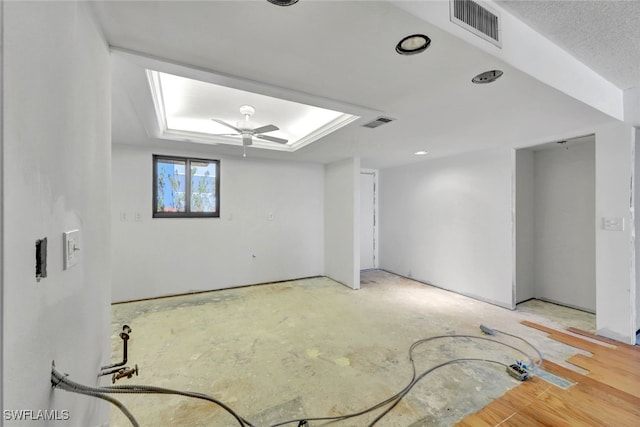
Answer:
[360, 170, 378, 270]
[515, 135, 596, 312]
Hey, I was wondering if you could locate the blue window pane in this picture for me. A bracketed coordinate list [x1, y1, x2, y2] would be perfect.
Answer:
[190, 161, 217, 213]
[156, 159, 186, 212]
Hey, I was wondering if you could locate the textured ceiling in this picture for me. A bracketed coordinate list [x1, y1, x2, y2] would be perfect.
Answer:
[498, 0, 640, 90]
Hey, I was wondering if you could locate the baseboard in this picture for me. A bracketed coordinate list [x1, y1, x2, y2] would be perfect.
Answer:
[378, 269, 514, 310]
[535, 297, 595, 314]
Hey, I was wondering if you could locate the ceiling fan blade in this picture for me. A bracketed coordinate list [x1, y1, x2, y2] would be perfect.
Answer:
[252, 124, 279, 134]
[257, 134, 288, 144]
[242, 134, 253, 146]
[211, 118, 241, 133]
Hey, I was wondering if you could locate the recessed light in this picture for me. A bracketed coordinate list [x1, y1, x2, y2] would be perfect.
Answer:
[414, 150, 429, 156]
[472, 70, 503, 84]
[396, 34, 431, 55]
[267, 0, 299, 6]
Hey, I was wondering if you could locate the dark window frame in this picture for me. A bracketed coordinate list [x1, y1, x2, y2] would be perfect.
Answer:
[153, 154, 220, 218]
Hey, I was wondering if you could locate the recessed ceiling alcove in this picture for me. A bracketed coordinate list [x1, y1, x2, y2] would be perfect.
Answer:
[114, 49, 380, 153]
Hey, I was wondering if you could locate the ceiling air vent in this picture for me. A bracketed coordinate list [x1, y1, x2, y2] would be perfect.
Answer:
[363, 116, 395, 129]
[450, 0, 501, 48]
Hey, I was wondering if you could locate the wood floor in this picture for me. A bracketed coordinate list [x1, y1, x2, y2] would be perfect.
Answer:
[457, 321, 640, 426]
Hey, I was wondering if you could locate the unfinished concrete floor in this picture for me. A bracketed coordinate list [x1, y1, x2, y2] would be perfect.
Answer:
[109, 270, 595, 426]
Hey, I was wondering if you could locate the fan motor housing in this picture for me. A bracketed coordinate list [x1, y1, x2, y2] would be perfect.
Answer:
[237, 121, 255, 131]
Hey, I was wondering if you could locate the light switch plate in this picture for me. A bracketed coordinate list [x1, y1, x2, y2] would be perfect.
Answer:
[63, 229, 80, 270]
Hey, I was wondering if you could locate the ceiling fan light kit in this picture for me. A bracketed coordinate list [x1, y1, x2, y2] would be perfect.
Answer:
[211, 105, 289, 154]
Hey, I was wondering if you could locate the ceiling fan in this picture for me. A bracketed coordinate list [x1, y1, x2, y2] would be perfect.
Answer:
[211, 105, 288, 147]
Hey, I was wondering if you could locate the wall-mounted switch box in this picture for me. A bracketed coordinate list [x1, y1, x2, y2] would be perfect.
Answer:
[602, 217, 624, 231]
[63, 229, 80, 270]
[36, 238, 47, 282]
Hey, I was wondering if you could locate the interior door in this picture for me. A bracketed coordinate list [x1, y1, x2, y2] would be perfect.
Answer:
[360, 172, 376, 270]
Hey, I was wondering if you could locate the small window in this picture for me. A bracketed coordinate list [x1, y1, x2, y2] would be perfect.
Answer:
[153, 155, 220, 218]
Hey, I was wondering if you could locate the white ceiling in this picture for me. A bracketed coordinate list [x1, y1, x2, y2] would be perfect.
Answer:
[92, 0, 633, 169]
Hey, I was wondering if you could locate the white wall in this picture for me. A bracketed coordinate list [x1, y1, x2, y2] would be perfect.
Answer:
[624, 88, 640, 127]
[515, 150, 535, 303]
[379, 148, 514, 308]
[112, 144, 325, 302]
[595, 122, 637, 343]
[324, 158, 360, 289]
[533, 141, 596, 312]
[2, 2, 111, 425]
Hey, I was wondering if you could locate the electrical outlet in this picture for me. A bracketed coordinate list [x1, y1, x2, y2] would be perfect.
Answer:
[602, 217, 624, 231]
[63, 229, 80, 270]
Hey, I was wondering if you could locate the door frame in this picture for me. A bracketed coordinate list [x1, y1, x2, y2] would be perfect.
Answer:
[360, 169, 379, 270]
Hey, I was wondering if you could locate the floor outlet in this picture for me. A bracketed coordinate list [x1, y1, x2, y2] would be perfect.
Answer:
[507, 364, 528, 381]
